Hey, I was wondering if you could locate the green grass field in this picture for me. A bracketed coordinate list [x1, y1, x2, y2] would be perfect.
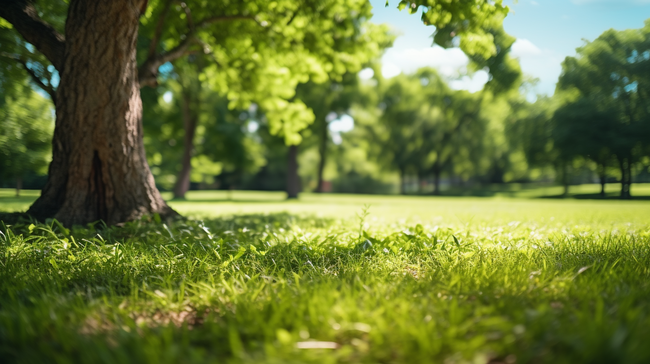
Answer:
[1, 187, 650, 363]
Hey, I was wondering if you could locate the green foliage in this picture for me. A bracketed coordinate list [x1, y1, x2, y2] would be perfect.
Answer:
[392, 0, 508, 59]
[138, 0, 394, 145]
[0, 1, 64, 100]
[359, 68, 493, 189]
[389, 0, 520, 92]
[141, 74, 265, 190]
[550, 20, 650, 194]
[2, 192, 650, 362]
[0, 89, 53, 186]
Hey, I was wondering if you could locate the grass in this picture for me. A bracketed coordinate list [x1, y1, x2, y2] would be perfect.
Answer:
[1, 188, 650, 363]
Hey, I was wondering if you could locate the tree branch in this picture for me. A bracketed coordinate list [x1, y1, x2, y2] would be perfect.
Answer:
[139, 13, 255, 88]
[146, 0, 173, 60]
[0, 0, 65, 71]
[139, 36, 196, 88]
[0, 52, 56, 103]
[180, 2, 195, 33]
[195, 15, 257, 28]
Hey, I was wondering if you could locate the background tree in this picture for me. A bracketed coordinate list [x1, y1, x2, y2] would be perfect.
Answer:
[552, 97, 619, 197]
[363, 68, 490, 195]
[368, 72, 425, 194]
[0, 87, 53, 196]
[296, 71, 386, 193]
[556, 21, 650, 198]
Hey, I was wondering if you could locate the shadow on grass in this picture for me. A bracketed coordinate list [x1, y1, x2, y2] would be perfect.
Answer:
[539, 193, 650, 200]
[169, 198, 288, 204]
[0, 211, 337, 237]
[0, 212, 34, 225]
[198, 212, 337, 231]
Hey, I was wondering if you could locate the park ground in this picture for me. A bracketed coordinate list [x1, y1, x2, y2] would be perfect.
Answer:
[1, 185, 650, 363]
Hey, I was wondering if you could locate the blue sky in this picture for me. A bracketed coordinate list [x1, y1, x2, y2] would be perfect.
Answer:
[367, 0, 650, 95]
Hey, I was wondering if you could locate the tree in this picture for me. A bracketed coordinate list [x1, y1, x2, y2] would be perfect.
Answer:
[0, 0, 510, 225]
[368, 72, 425, 194]
[364, 68, 488, 195]
[2, 0, 174, 225]
[0, 87, 53, 196]
[296, 71, 384, 193]
[556, 21, 650, 198]
[552, 97, 619, 197]
[417, 80, 486, 195]
[282, 13, 392, 198]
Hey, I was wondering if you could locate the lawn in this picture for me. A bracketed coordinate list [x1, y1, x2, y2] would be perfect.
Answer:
[1, 188, 650, 363]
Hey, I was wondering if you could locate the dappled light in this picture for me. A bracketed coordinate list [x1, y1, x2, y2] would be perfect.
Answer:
[2, 0, 650, 362]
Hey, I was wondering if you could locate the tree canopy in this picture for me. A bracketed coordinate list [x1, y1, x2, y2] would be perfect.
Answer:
[555, 20, 650, 197]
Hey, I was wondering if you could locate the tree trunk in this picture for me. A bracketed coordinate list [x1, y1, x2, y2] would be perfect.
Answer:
[562, 163, 569, 198]
[627, 162, 632, 198]
[315, 118, 328, 193]
[433, 171, 441, 196]
[619, 157, 630, 199]
[26, 0, 175, 226]
[598, 162, 606, 198]
[15, 176, 22, 197]
[417, 173, 425, 194]
[286, 145, 300, 199]
[432, 161, 441, 196]
[173, 90, 198, 199]
[399, 169, 405, 195]
[624, 159, 632, 199]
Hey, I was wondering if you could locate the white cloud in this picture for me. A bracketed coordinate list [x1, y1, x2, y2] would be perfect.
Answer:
[379, 40, 562, 95]
[381, 45, 487, 91]
[358, 68, 375, 80]
[382, 46, 469, 78]
[511, 39, 542, 57]
[329, 114, 354, 133]
[509, 39, 564, 95]
[381, 62, 402, 78]
[449, 71, 490, 93]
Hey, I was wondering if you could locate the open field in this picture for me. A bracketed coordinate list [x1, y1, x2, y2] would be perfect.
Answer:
[1, 188, 650, 363]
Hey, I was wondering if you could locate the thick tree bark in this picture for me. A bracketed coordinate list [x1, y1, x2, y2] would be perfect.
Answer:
[286, 145, 300, 199]
[26, 0, 175, 226]
[315, 119, 328, 193]
[173, 90, 198, 199]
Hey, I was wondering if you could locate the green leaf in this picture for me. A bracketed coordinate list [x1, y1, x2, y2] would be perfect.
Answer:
[415, 224, 424, 235]
[452, 235, 461, 248]
[232, 246, 247, 261]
